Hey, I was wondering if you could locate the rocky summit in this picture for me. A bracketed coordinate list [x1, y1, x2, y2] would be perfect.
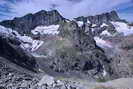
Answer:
[75, 11, 121, 24]
[0, 10, 133, 89]
[0, 10, 64, 34]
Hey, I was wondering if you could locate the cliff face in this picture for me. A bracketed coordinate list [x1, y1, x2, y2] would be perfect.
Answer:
[0, 10, 64, 34]
[75, 11, 120, 25]
[0, 10, 120, 35]
[34, 21, 112, 80]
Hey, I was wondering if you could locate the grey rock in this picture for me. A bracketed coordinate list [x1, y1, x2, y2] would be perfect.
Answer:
[75, 11, 120, 25]
[42, 21, 112, 79]
[0, 10, 65, 34]
[75, 11, 119, 37]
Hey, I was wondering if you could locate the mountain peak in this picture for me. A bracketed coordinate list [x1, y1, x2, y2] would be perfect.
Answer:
[0, 10, 121, 34]
[75, 10, 120, 25]
[0, 10, 65, 34]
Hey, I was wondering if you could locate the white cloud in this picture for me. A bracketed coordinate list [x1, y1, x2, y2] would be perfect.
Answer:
[0, 0, 132, 20]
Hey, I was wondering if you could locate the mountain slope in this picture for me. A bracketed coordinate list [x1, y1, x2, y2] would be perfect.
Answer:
[0, 26, 38, 72]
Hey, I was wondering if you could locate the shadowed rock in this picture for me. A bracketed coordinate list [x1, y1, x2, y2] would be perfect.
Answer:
[0, 35, 38, 72]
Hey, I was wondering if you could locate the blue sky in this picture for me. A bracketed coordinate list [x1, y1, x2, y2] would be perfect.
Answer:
[0, 0, 133, 22]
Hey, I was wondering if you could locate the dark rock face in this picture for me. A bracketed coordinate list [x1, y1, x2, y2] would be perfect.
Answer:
[75, 11, 120, 25]
[42, 21, 112, 79]
[0, 35, 38, 72]
[0, 10, 65, 34]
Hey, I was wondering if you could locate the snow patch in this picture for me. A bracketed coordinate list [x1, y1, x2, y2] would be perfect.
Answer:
[31, 40, 44, 51]
[100, 30, 112, 36]
[94, 37, 112, 48]
[31, 25, 60, 35]
[87, 20, 91, 24]
[101, 23, 108, 27]
[0, 25, 20, 37]
[66, 19, 70, 23]
[102, 66, 107, 76]
[77, 21, 83, 27]
[103, 70, 107, 76]
[18, 35, 33, 43]
[19, 36, 44, 52]
[111, 22, 133, 36]
[91, 24, 97, 27]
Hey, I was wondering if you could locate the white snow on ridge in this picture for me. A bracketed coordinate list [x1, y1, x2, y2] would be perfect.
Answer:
[100, 30, 112, 36]
[101, 23, 108, 27]
[31, 25, 60, 35]
[0, 26, 20, 37]
[0, 25, 44, 52]
[111, 22, 133, 36]
[92, 24, 97, 27]
[87, 20, 91, 24]
[18, 35, 33, 43]
[94, 37, 112, 48]
[18, 35, 44, 52]
[20, 36, 44, 52]
[31, 40, 44, 51]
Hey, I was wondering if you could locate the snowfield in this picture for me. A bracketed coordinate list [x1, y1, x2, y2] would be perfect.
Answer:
[77, 21, 84, 27]
[0, 25, 44, 52]
[94, 37, 112, 48]
[111, 22, 133, 36]
[92, 24, 97, 27]
[0, 25, 20, 37]
[100, 30, 112, 36]
[20, 36, 44, 52]
[31, 25, 60, 35]
[101, 23, 108, 27]
[87, 20, 91, 24]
